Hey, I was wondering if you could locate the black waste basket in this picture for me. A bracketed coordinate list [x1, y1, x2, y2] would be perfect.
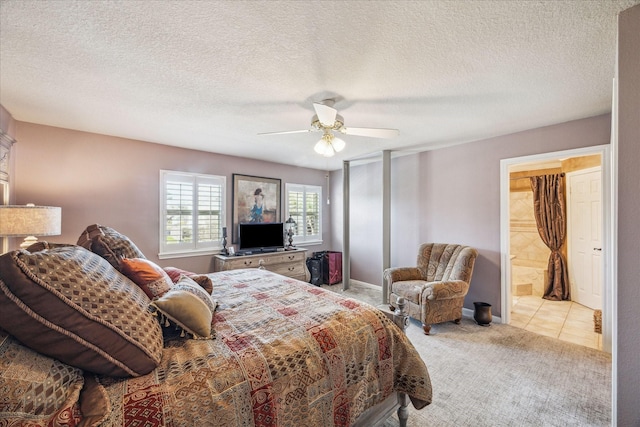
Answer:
[306, 255, 323, 286]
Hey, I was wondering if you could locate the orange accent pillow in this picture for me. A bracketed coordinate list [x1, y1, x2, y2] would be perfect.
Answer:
[120, 258, 172, 299]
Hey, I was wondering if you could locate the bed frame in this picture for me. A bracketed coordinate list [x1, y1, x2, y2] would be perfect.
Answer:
[353, 297, 411, 427]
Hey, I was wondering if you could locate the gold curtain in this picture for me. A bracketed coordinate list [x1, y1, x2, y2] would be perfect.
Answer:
[530, 174, 570, 301]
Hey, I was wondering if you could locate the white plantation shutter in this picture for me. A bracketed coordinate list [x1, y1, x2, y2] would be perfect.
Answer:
[160, 171, 225, 257]
[286, 183, 322, 244]
[287, 189, 304, 236]
[197, 180, 223, 243]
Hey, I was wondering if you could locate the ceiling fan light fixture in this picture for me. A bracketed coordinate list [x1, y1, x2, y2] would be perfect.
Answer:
[259, 98, 399, 157]
[314, 132, 337, 157]
[314, 139, 329, 155]
[332, 136, 345, 152]
[323, 145, 336, 157]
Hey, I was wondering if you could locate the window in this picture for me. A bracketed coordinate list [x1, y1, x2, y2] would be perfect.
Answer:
[160, 170, 225, 258]
[285, 183, 322, 244]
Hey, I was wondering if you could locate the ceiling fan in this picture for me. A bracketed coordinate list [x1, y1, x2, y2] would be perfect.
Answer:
[258, 100, 399, 157]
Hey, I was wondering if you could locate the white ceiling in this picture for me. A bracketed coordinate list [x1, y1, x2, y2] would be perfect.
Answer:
[1, 1, 637, 171]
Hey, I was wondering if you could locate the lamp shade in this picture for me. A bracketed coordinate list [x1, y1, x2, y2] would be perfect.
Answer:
[332, 136, 346, 152]
[0, 205, 62, 238]
[284, 215, 296, 231]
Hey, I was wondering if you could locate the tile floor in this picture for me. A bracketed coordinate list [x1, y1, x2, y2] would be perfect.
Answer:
[511, 295, 602, 350]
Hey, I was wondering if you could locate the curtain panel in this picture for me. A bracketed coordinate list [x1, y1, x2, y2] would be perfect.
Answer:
[530, 173, 570, 301]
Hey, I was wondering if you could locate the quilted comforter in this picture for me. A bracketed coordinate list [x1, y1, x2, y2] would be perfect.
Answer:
[87, 269, 432, 426]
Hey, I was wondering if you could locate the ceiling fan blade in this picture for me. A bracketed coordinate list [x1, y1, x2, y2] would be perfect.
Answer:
[342, 127, 400, 138]
[258, 129, 311, 136]
[313, 102, 338, 127]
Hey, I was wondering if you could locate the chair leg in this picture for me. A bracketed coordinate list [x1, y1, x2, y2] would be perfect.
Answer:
[454, 318, 461, 324]
[422, 324, 431, 335]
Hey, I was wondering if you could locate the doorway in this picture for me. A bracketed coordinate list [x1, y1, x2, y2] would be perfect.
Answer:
[500, 145, 612, 353]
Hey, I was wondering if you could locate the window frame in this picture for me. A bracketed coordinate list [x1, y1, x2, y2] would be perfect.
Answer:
[159, 170, 226, 259]
[285, 183, 322, 246]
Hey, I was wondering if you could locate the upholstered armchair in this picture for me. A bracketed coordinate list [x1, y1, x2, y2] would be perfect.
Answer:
[384, 243, 478, 335]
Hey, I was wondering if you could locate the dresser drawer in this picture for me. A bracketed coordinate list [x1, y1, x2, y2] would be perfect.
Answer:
[268, 262, 306, 278]
[260, 251, 306, 266]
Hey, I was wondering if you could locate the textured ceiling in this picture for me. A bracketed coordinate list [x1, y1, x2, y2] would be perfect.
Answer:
[1, 0, 637, 171]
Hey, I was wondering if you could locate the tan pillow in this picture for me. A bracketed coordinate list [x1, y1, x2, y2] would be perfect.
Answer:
[120, 258, 173, 299]
[0, 328, 85, 424]
[77, 224, 145, 271]
[150, 275, 217, 339]
[164, 266, 214, 294]
[0, 246, 163, 377]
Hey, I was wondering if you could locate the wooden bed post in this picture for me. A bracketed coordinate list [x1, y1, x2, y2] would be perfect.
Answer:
[392, 297, 410, 332]
[393, 297, 410, 427]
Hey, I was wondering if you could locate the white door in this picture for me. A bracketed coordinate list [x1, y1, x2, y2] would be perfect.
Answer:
[568, 168, 602, 310]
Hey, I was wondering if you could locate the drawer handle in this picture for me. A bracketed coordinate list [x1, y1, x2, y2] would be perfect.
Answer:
[244, 260, 253, 266]
[288, 266, 295, 271]
[287, 255, 295, 260]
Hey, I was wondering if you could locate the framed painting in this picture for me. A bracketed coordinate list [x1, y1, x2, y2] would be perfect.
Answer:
[232, 174, 281, 243]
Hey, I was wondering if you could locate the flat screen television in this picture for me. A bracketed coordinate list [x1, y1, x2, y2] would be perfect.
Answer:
[238, 222, 284, 253]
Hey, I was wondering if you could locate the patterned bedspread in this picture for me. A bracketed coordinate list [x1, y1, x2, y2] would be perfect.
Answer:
[93, 269, 432, 426]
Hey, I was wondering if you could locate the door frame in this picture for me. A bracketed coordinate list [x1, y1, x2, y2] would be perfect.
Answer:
[499, 144, 613, 352]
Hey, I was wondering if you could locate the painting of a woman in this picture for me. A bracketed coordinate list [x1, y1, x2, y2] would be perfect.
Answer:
[232, 174, 281, 242]
[249, 188, 264, 222]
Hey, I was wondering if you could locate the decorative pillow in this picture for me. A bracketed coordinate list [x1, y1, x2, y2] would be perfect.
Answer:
[120, 258, 173, 299]
[77, 224, 145, 271]
[0, 246, 163, 377]
[0, 328, 84, 424]
[150, 275, 217, 339]
[25, 241, 75, 252]
[164, 266, 214, 294]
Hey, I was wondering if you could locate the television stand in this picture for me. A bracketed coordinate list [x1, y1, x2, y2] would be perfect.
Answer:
[213, 248, 309, 282]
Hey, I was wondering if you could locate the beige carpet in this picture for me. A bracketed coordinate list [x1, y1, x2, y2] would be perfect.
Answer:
[321, 281, 612, 427]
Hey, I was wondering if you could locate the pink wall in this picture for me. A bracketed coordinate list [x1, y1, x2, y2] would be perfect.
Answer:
[340, 114, 611, 310]
[10, 122, 331, 273]
[349, 160, 383, 283]
[616, 4, 640, 423]
[417, 114, 611, 312]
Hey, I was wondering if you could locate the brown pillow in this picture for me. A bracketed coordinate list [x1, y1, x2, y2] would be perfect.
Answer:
[150, 275, 216, 339]
[120, 258, 173, 299]
[0, 329, 85, 424]
[164, 266, 214, 294]
[77, 224, 145, 270]
[0, 246, 163, 377]
[25, 241, 75, 252]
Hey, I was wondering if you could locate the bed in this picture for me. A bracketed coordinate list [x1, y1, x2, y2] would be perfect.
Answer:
[0, 225, 432, 426]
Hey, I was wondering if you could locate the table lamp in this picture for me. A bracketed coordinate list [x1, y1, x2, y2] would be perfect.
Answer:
[284, 215, 296, 249]
[0, 204, 62, 249]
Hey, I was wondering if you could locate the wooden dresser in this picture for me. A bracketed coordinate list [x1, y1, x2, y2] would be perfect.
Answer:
[213, 248, 310, 282]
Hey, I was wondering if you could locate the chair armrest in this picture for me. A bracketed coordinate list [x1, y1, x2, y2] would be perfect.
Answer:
[384, 267, 423, 283]
[422, 280, 470, 301]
